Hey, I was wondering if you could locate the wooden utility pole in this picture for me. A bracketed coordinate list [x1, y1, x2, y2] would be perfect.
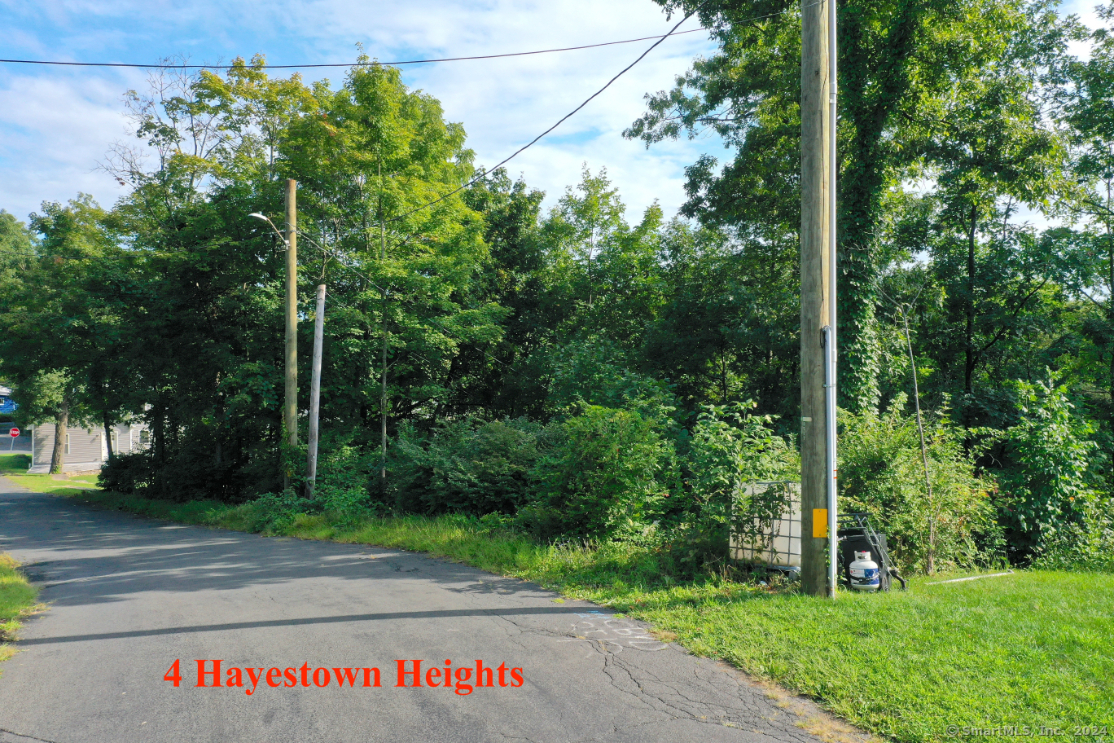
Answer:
[379, 161, 388, 490]
[306, 283, 326, 498]
[800, 0, 832, 596]
[284, 179, 299, 486]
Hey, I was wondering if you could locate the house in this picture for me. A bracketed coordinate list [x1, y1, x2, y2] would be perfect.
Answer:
[29, 421, 150, 474]
[0, 385, 17, 416]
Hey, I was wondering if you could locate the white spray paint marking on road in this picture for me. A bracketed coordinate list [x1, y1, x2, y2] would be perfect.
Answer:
[557, 611, 667, 653]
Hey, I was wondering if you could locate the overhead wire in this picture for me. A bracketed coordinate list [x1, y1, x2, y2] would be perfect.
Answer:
[0, 28, 709, 70]
[273, 5, 713, 366]
[384, 0, 815, 225]
[384, 3, 708, 225]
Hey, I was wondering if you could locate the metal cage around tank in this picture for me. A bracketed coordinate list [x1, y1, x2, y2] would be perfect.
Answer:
[729, 481, 802, 570]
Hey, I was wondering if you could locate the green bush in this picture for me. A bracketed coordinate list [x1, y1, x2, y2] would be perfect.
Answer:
[313, 443, 378, 514]
[1032, 496, 1114, 572]
[838, 396, 999, 573]
[97, 451, 154, 494]
[1000, 378, 1100, 561]
[669, 402, 798, 568]
[547, 336, 681, 435]
[524, 404, 674, 541]
[390, 417, 541, 516]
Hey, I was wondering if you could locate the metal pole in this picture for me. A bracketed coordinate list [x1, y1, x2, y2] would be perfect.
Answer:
[284, 179, 299, 490]
[824, 327, 838, 596]
[306, 284, 326, 498]
[902, 307, 936, 573]
[826, 0, 839, 598]
[800, 0, 832, 596]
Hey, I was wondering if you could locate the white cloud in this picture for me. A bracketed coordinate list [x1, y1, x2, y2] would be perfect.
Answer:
[0, 73, 139, 219]
[0, 0, 720, 225]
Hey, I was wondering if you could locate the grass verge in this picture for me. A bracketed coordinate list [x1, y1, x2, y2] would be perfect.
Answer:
[0, 554, 39, 671]
[0, 453, 99, 496]
[41, 487, 1114, 741]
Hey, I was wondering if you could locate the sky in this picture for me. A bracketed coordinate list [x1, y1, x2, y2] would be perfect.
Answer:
[0, 0, 723, 228]
[0, 0, 1106, 230]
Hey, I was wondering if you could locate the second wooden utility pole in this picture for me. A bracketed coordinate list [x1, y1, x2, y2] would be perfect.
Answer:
[285, 179, 299, 470]
[800, 0, 833, 596]
[306, 283, 326, 498]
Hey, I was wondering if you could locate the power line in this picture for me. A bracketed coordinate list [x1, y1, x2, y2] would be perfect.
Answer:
[386, 3, 712, 225]
[0, 28, 708, 71]
[385, 0, 818, 224]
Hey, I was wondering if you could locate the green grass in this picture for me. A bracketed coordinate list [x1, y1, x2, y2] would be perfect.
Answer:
[39, 488, 1114, 741]
[0, 452, 100, 496]
[0, 453, 29, 475]
[0, 553, 40, 670]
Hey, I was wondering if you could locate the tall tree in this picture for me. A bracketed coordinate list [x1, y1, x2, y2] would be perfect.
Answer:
[0, 197, 119, 472]
[98, 58, 502, 498]
[1060, 3, 1114, 457]
[627, 0, 1054, 411]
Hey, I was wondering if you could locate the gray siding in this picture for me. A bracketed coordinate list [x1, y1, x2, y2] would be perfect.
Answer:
[32, 425, 53, 466]
[32, 424, 104, 471]
[31, 421, 150, 472]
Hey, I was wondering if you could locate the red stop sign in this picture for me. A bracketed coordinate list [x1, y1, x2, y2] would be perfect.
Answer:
[9, 427, 19, 437]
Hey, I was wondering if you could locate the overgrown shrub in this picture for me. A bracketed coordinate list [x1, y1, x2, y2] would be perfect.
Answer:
[1032, 496, 1114, 572]
[99, 443, 278, 502]
[523, 404, 674, 541]
[548, 336, 681, 435]
[390, 417, 541, 515]
[838, 396, 999, 573]
[98, 451, 154, 494]
[1000, 378, 1100, 561]
[669, 402, 798, 567]
[313, 443, 378, 514]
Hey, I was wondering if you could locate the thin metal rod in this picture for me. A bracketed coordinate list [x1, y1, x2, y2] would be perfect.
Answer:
[901, 307, 936, 574]
[826, 0, 839, 599]
[824, 325, 837, 597]
[306, 284, 326, 498]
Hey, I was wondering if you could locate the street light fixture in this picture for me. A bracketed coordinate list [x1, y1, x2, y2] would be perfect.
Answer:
[249, 213, 289, 247]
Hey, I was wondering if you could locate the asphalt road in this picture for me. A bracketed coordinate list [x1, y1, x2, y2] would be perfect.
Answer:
[0, 478, 849, 743]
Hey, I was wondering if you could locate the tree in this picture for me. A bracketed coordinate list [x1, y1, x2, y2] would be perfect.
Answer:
[0, 197, 121, 472]
[627, 0, 1059, 412]
[94, 58, 503, 499]
[1059, 3, 1114, 470]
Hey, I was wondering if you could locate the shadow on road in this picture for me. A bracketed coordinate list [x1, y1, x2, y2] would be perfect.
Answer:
[16, 605, 591, 646]
[0, 483, 549, 610]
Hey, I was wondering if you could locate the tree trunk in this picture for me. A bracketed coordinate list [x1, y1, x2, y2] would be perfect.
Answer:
[1106, 179, 1113, 487]
[103, 412, 114, 463]
[153, 401, 166, 467]
[963, 203, 978, 423]
[50, 395, 70, 475]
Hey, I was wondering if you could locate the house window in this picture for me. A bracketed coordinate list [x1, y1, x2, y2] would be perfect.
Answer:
[139, 430, 150, 448]
[111, 429, 118, 452]
[65, 433, 70, 455]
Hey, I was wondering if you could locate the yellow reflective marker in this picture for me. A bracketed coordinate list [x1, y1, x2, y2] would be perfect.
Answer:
[813, 509, 828, 538]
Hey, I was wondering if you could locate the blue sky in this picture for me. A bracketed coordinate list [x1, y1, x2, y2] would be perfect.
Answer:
[0, 0, 721, 227]
[0, 0, 1105, 229]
